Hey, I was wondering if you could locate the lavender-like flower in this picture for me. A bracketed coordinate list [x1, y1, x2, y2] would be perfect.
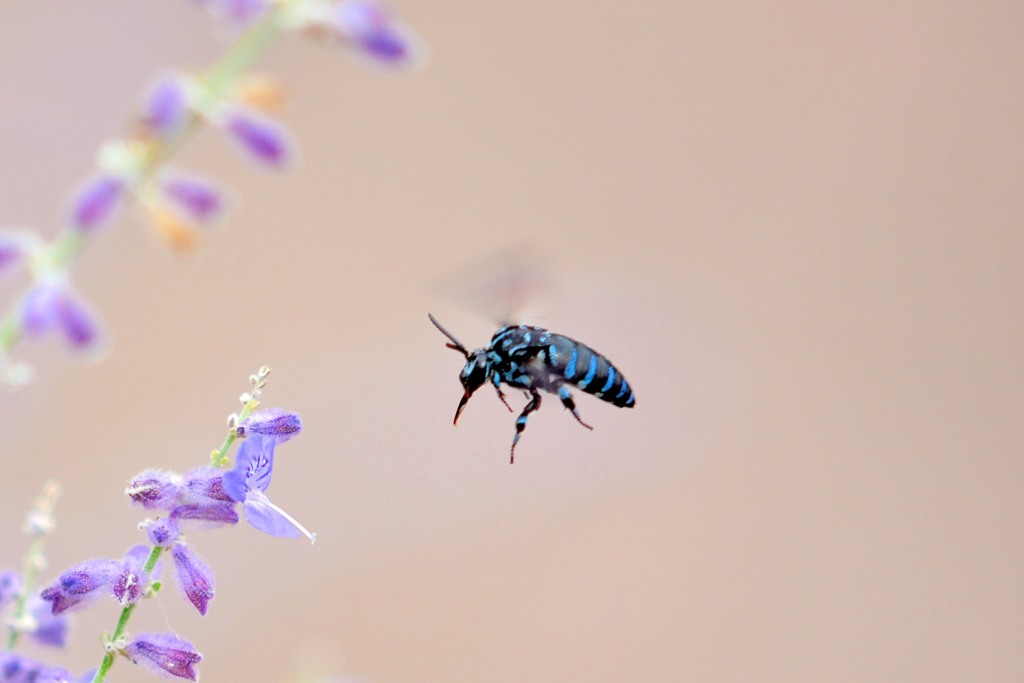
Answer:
[222, 106, 295, 169]
[222, 434, 316, 543]
[332, 0, 424, 68]
[170, 544, 215, 616]
[125, 633, 201, 681]
[67, 173, 126, 233]
[20, 282, 103, 352]
[26, 596, 70, 649]
[112, 545, 155, 607]
[142, 74, 191, 135]
[126, 470, 182, 510]
[0, 233, 26, 274]
[0, 652, 75, 683]
[236, 408, 302, 442]
[39, 559, 119, 615]
[159, 173, 225, 225]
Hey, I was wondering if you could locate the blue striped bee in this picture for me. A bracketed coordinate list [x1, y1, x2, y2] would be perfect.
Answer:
[428, 313, 636, 463]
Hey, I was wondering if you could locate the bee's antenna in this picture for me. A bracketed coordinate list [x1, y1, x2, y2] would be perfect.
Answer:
[428, 313, 470, 359]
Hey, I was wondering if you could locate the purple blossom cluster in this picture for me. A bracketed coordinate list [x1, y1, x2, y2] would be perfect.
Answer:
[0, 0, 423, 386]
[7, 405, 309, 682]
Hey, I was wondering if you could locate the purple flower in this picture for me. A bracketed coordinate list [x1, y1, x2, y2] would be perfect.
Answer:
[196, 0, 270, 27]
[67, 173, 125, 233]
[0, 570, 21, 608]
[126, 470, 182, 510]
[0, 233, 26, 274]
[223, 434, 316, 543]
[125, 633, 201, 681]
[142, 518, 181, 547]
[113, 545, 154, 607]
[332, 0, 424, 68]
[223, 107, 295, 169]
[171, 544, 215, 616]
[142, 74, 190, 135]
[27, 596, 70, 648]
[159, 173, 225, 224]
[237, 409, 302, 442]
[0, 653, 74, 683]
[40, 559, 119, 615]
[21, 283, 103, 352]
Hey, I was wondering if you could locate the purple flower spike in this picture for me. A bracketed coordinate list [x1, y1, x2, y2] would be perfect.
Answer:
[68, 173, 125, 233]
[127, 470, 182, 510]
[40, 559, 119, 615]
[143, 74, 190, 135]
[160, 174, 224, 224]
[171, 544, 215, 616]
[333, 0, 424, 68]
[223, 107, 294, 170]
[55, 288, 100, 350]
[0, 570, 21, 608]
[126, 633, 201, 681]
[238, 409, 302, 442]
[223, 434, 316, 543]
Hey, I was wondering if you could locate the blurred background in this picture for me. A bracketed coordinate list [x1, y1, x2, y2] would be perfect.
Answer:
[1, 0, 1023, 680]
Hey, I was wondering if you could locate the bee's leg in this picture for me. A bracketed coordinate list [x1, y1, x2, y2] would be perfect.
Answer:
[491, 373, 513, 413]
[558, 386, 594, 430]
[510, 389, 542, 464]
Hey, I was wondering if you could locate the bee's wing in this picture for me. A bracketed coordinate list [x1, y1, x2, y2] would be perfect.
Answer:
[430, 244, 563, 327]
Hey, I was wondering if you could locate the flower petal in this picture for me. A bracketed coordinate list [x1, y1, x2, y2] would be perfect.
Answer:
[223, 107, 294, 170]
[68, 174, 126, 233]
[171, 544, 215, 616]
[126, 633, 201, 681]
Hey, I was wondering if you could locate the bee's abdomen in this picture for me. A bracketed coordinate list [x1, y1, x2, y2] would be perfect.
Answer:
[547, 335, 635, 408]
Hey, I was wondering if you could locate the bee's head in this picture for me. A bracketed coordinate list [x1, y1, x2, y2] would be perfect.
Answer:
[429, 314, 489, 425]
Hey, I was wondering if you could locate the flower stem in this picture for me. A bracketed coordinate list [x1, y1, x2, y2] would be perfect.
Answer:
[5, 534, 45, 650]
[90, 546, 163, 683]
[0, 7, 286, 379]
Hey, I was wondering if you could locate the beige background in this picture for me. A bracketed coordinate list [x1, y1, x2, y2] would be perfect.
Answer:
[1, 1, 1023, 681]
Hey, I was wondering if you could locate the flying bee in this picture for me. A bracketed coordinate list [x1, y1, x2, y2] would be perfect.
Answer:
[428, 313, 636, 463]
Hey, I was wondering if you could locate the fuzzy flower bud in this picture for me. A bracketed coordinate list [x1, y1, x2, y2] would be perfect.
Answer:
[125, 633, 202, 681]
[237, 409, 302, 442]
[332, 0, 425, 68]
[67, 173, 126, 233]
[40, 559, 119, 615]
[222, 107, 295, 169]
[170, 543, 215, 616]
[142, 518, 181, 548]
[142, 74, 190, 135]
[159, 173, 225, 224]
[126, 470, 182, 511]
[20, 283, 103, 352]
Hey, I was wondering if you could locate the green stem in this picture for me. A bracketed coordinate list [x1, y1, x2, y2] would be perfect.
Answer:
[211, 396, 261, 468]
[91, 546, 163, 683]
[0, 6, 285, 373]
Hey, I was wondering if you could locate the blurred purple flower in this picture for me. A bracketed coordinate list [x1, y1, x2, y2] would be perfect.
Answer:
[125, 633, 201, 681]
[27, 596, 70, 648]
[332, 0, 424, 68]
[171, 543, 215, 616]
[40, 559, 119, 615]
[195, 0, 270, 27]
[20, 283, 102, 352]
[68, 173, 126, 233]
[222, 434, 316, 543]
[0, 653, 74, 683]
[143, 74, 190, 135]
[0, 233, 26, 274]
[0, 570, 21, 608]
[223, 107, 295, 169]
[159, 173, 225, 224]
